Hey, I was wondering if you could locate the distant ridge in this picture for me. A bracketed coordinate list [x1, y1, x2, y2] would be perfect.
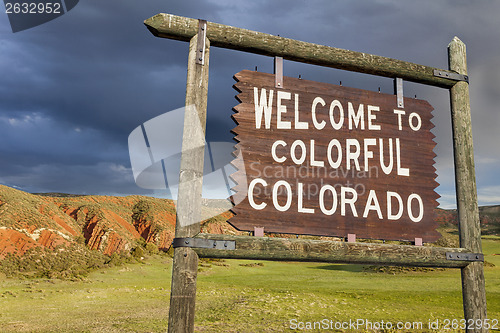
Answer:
[33, 192, 88, 198]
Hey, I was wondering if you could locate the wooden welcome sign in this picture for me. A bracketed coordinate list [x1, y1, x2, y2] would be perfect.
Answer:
[146, 14, 487, 332]
[230, 70, 440, 242]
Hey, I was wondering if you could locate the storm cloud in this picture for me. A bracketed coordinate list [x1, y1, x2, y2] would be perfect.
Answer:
[0, 0, 499, 208]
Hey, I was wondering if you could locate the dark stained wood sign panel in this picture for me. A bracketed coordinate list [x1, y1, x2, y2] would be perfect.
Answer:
[230, 70, 440, 242]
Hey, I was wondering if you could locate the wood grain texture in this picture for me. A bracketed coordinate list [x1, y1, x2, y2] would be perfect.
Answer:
[168, 35, 210, 333]
[230, 70, 440, 242]
[192, 233, 475, 268]
[144, 13, 459, 88]
[449, 37, 488, 331]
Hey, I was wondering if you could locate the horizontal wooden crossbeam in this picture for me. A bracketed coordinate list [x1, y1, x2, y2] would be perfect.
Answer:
[192, 233, 476, 268]
[145, 13, 460, 88]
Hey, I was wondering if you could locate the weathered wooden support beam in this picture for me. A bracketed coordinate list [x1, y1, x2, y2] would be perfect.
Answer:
[167, 32, 210, 333]
[449, 37, 488, 332]
[145, 13, 460, 88]
[191, 233, 478, 268]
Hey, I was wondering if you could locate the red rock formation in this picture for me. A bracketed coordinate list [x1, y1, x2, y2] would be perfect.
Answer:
[155, 230, 174, 251]
[36, 229, 69, 248]
[50, 214, 78, 236]
[85, 222, 107, 251]
[0, 228, 69, 258]
[104, 210, 140, 239]
[0, 229, 38, 258]
[102, 232, 128, 255]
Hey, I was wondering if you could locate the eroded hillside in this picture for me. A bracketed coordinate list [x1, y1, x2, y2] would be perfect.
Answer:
[0, 185, 240, 258]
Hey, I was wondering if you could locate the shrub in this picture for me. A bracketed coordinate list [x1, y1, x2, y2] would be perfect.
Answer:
[0, 244, 132, 280]
[131, 246, 145, 259]
[145, 242, 159, 255]
[75, 235, 86, 245]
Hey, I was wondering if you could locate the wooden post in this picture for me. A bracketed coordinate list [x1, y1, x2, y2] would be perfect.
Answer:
[192, 233, 480, 268]
[448, 36, 488, 332]
[168, 32, 210, 333]
[145, 13, 459, 88]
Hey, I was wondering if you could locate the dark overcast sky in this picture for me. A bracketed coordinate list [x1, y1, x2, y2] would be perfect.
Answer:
[0, 0, 499, 208]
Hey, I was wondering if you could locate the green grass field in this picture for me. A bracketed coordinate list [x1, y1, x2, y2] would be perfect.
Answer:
[1, 237, 499, 332]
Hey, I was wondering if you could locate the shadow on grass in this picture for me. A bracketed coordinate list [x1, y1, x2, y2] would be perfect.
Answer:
[311, 264, 366, 272]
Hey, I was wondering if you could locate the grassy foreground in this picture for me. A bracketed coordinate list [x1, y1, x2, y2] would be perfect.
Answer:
[0, 237, 499, 332]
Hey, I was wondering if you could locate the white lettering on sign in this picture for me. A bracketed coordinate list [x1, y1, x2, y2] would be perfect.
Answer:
[294, 93, 308, 129]
[271, 140, 287, 163]
[247, 181, 424, 222]
[253, 89, 389, 132]
[246, 86, 429, 225]
[254, 88, 273, 129]
[271, 138, 409, 176]
[248, 178, 267, 210]
[409, 112, 422, 131]
[329, 100, 344, 130]
[367, 105, 381, 130]
[348, 102, 364, 130]
[311, 97, 326, 130]
[394, 109, 422, 131]
[273, 180, 292, 212]
[277, 90, 292, 129]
